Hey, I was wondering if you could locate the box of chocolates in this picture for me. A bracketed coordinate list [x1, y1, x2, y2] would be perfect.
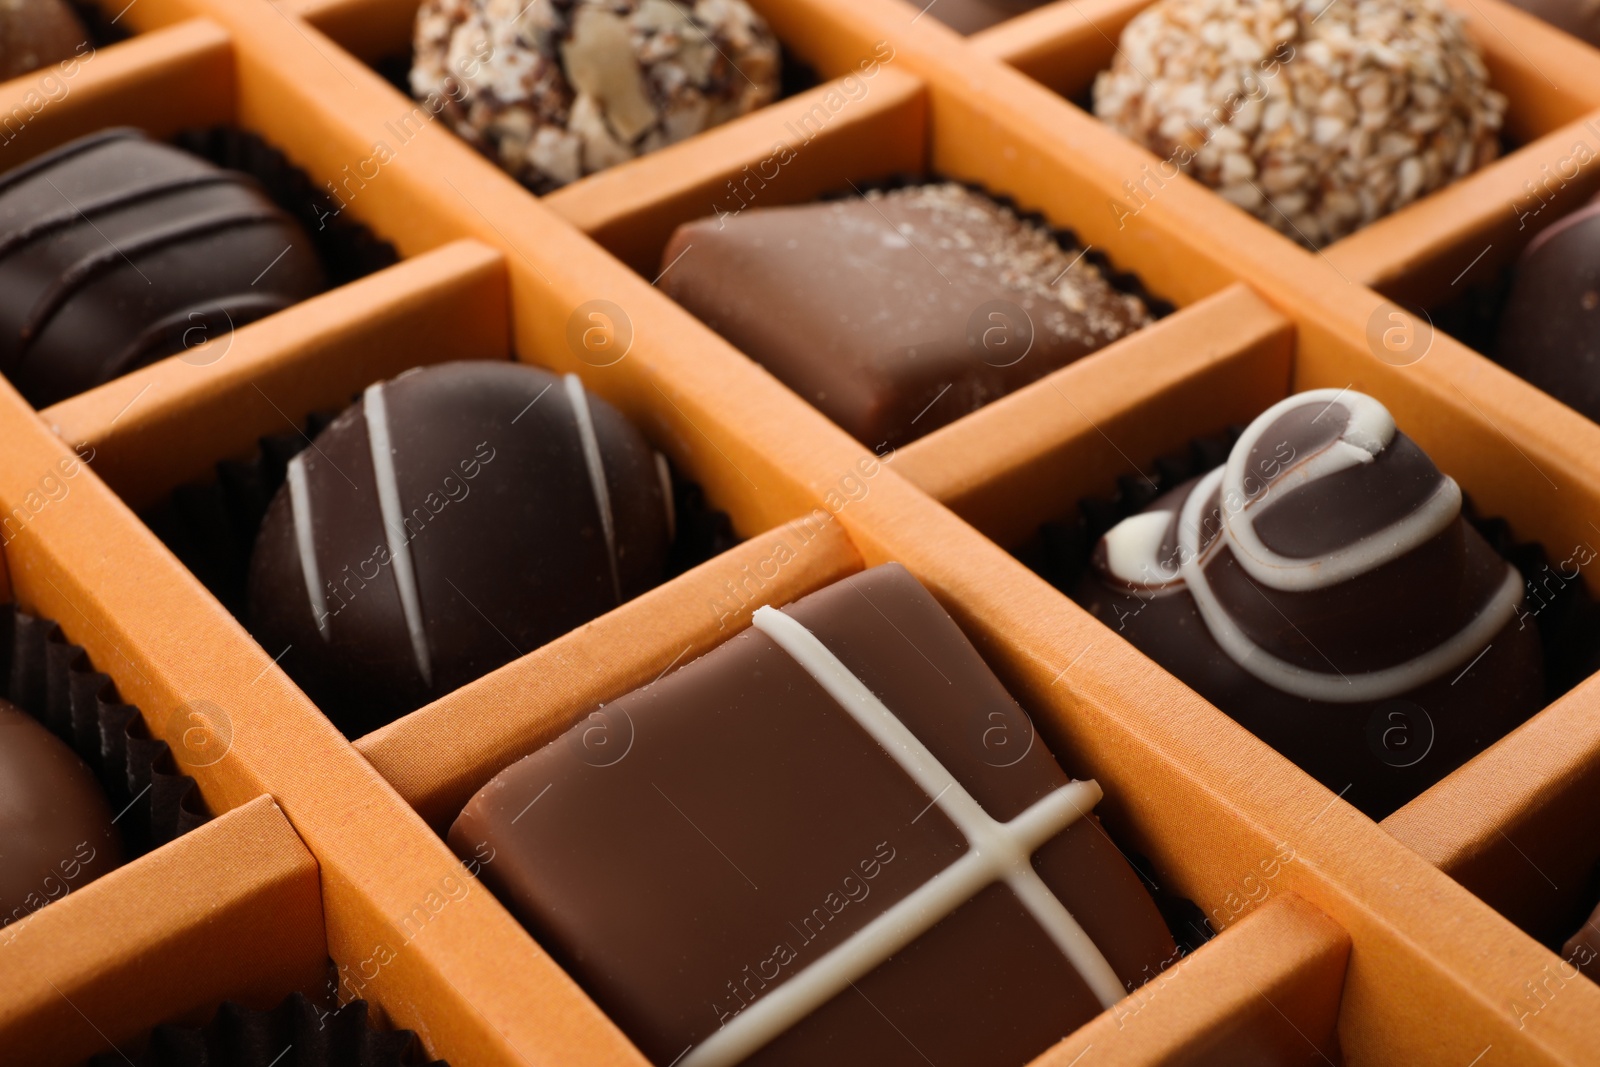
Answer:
[3, 0, 1600, 1063]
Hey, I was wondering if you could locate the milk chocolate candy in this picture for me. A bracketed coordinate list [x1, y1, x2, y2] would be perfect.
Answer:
[1502, 0, 1600, 46]
[0, 700, 123, 926]
[0, 128, 327, 408]
[925, 0, 1047, 33]
[452, 563, 1175, 1067]
[0, 0, 87, 81]
[1494, 197, 1600, 424]
[659, 183, 1151, 449]
[249, 361, 674, 736]
[1079, 390, 1544, 819]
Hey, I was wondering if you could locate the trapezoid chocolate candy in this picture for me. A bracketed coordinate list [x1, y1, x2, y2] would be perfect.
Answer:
[1078, 389, 1544, 818]
[659, 182, 1151, 449]
[248, 361, 674, 735]
[452, 562, 1176, 1066]
[0, 128, 327, 407]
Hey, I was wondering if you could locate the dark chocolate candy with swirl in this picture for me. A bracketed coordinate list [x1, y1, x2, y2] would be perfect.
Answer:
[1079, 390, 1543, 818]
[0, 700, 123, 926]
[248, 361, 673, 736]
[453, 563, 1175, 1067]
[0, 128, 326, 408]
[1494, 196, 1600, 424]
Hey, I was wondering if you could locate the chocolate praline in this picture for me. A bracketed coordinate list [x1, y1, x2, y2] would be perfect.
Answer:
[1077, 389, 1543, 818]
[0, 0, 88, 82]
[1494, 197, 1600, 424]
[0, 700, 123, 926]
[248, 361, 674, 735]
[1502, 0, 1600, 47]
[0, 128, 327, 408]
[660, 183, 1150, 449]
[453, 563, 1175, 1067]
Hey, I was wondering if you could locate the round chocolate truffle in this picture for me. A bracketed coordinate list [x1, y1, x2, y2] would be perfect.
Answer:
[0, 128, 327, 408]
[1493, 197, 1600, 424]
[1, 700, 123, 926]
[0, 0, 88, 82]
[1094, 0, 1506, 247]
[248, 361, 675, 734]
[1077, 390, 1543, 818]
[410, 0, 780, 193]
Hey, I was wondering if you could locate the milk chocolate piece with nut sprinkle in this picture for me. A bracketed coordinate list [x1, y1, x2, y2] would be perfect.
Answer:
[0, 700, 123, 925]
[452, 563, 1174, 1067]
[0, 0, 87, 81]
[1078, 390, 1543, 819]
[659, 183, 1151, 449]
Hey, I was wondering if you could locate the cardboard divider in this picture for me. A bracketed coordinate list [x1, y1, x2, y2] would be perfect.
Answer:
[971, 0, 1149, 101]
[544, 67, 928, 276]
[0, 17, 234, 167]
[0, 796, 327, 1066]
[1384, 669, 1600, 950]
[1026, 892, 1349, 1067]
[892, 282, 1294, 548]
[41, 239, 509, 512]
[356, 516, 864, 830]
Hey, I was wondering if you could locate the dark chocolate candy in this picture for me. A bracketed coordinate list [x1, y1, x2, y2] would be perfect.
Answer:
[0, 128, 327, 408]
[659, 183, 1150, 449]
[0, 699, 122, 925]
[1078, 390, 1543, 819]
[925, 0, 1047, 33]
[452, 563, 1175, 1067]
[1566, 900, 1600, 975]
[1494, 197, 1600, 424]
[0, 0, 87, 81]
[248, 361, 673, 735]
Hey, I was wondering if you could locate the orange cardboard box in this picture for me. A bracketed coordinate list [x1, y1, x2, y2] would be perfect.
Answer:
[5, 0, 1600, 1064]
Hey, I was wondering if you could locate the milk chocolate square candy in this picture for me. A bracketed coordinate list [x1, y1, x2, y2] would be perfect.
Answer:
[451, 563, 1175, 1067]
[658, 184, 1151, 450]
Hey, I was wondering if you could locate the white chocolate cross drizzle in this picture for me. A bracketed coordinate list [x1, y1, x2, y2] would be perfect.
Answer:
[365, 382, 435, 687]
[1101, 389, 1523, 703]
[677, 606, 1122, 1067]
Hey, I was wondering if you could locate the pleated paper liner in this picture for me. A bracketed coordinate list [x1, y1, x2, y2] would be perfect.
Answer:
[173, 126, 400, 287]
[1012, 424, 1600, 820]
[0, 604, 209, 864]
[88, 993, 445, 1067]
[140, 407, 738, 704]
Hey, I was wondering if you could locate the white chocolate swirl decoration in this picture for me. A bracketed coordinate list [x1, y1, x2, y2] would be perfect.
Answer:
[1097, 390, 1524, 703]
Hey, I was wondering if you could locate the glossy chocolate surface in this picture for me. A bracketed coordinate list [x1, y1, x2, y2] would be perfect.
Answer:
[0, 0, 86, 81]
[0, 701, 122, 925]
[660, 183, 1150, 449]
[1079, 390, 1544, 818]
[452, 563, 1174, 1066]
[249, 361, 672, 736]
[0, 128, 326, 407]
[926, 0, 1047, 33]
[1495, 198, 1600, 424]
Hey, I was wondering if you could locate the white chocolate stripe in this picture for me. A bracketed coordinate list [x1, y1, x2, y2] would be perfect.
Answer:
[1178, 466, 1524, 703]
[1221, 389, 1458, 592]
[364, 383, 433, 687]
[565, 374, 622, 605]
[654, 451, 676, 543]
[287, 453, 330, 641]
[678, 607, 1120, 1067]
